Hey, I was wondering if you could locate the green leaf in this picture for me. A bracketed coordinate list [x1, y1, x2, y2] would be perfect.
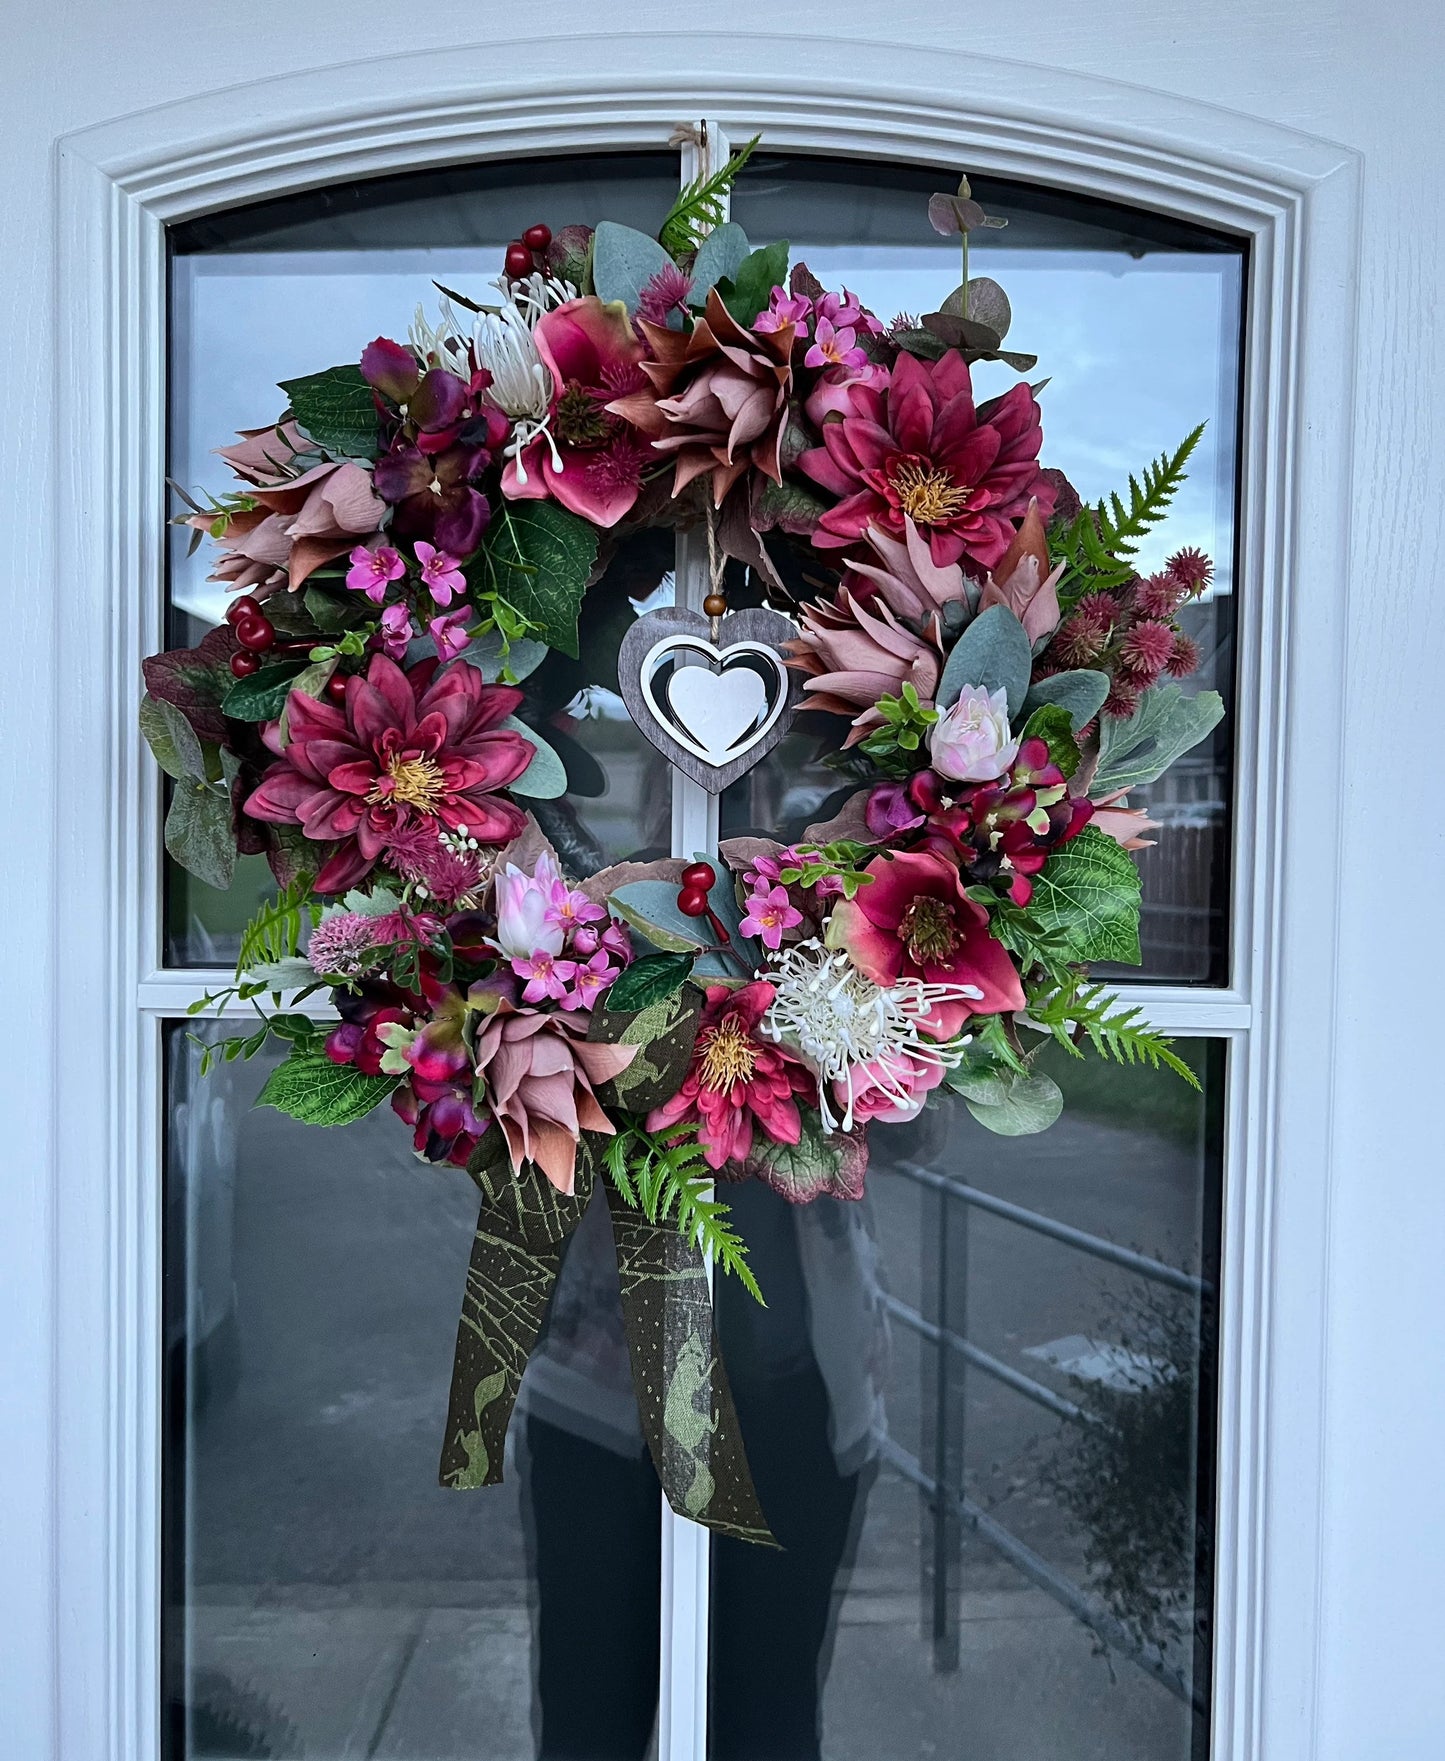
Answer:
[221, 659, 310, 721]
[1021, 668, 1110, 734]
[256, 1049, 398, 1126]
[1092, 685, 1225, 795]
[278, 659, 336, 744]
[1019, 703, 1081, 778]
[476, 504, 598, 659]
[658, 134, 759, 257]
[936, 604, 1033, 717]
[237, 876, 318, 973]
[591, 221, 677, 315]
[1027, 825, 1142, 965]
[606, 951, 694, 1012]
[304, 584, 363, 633]
[278, 364, 378, 460]
[948, 1066, 1064, 1136]
[164, 782, 237, 890]
[608, 881, 706, 954]
[751, 476, 828, 535]
[1053, 425, 1205, 593]
[457, 630, 547, 682]
[1024, 978, 1201, 1089]
[140, 693, 207, 780]
[688, 222, 751, 305]
[719, 240, 790, 328]
[499, 716, 567, 799]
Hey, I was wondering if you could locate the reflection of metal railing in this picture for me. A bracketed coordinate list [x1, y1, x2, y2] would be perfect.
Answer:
[885, 1158, 1211, 1711]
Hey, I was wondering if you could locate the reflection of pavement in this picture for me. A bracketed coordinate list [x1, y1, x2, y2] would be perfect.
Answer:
[182, 1076, 1206, 1758]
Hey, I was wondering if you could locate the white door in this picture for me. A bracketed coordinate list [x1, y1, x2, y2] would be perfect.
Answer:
[4, 14, 1441, 1761]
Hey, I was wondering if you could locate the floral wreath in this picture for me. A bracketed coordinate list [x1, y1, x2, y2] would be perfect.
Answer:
[146, 140, 1224, 1543]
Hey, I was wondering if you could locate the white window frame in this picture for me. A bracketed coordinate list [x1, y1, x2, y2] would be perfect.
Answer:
[51, 36, 1360, 1761]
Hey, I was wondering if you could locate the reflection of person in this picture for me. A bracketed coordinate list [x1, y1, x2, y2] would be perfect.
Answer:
[520, 1181, 887, 1761]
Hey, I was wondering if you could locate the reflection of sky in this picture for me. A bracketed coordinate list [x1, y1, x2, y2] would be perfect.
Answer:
[172, 243, 1239, 624]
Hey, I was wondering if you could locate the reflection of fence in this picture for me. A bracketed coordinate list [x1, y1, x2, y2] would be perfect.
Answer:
[1132, 753, 1228, 979]
[881, 1159, 1211, 1713]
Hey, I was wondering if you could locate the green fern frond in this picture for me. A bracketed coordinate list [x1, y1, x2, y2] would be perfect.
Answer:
[658, 134, 761, 257]
[1054, 424, 1205, 594]
[236, 876, 318, 976]
[603, 1119, 763, 1303]
[1027, 980, 1201, 1090]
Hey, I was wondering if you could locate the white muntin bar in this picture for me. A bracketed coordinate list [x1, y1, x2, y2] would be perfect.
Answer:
[658, 117, 729, 1761]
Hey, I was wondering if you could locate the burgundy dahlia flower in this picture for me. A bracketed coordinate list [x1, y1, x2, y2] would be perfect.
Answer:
[799, 350, 1054, 570]
[244, 653, 531, 894]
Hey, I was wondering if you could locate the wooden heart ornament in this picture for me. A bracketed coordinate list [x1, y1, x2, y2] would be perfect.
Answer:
[618, 606, 802, 793]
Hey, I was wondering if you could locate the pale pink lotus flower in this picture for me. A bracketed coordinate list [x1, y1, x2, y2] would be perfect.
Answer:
[977, 500, 1064, 644]
[928, 684, 1019, 783]
[493, 854, 566, 961]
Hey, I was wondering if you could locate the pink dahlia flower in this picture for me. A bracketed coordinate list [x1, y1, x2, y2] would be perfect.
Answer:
[799, 351, 1054, 569]
[827, 850, 1024, 1036]
[244, 653, 531, 894]
[646, 981, 812, 1170]
[502, 296, 651, 528]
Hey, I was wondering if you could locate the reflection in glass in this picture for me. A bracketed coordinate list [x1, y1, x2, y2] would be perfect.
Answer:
[709, 1043, 1222, 1761]
[729, 156, 1244, 983]
[164, 154, 679, 965]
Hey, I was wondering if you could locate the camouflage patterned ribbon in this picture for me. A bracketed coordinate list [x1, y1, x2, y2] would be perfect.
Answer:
[439, 1155, 774, 1546]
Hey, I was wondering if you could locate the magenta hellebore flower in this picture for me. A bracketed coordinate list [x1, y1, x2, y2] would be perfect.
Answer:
[244, 652, 531, 893]
[800, 350, 1054, 569]
[501, 296, 651, 528]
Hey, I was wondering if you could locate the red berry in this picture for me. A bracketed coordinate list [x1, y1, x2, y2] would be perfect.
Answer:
[522, 223, 552, 252]
[224, 594, 262, 626]
[229, 650, 261, 678]
[234, 615, 276, 652]
[324, 673, 350, 704]
[677, 887, 710, 918]
[504, 241, 534, 279]
[680, 861, 716, 891]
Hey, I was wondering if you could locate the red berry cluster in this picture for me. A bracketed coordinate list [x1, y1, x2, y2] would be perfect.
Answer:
[1048, 547, 1212, 720]
[503, 223, 553, 283]
[224, 594, 348, 701]
[675, 861, 733, 947]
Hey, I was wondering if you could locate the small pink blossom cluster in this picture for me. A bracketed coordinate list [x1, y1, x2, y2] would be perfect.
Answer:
[737, 845, 851, 950]
[493, 853, 632, 1010]
[754, 283, 886, 373]
[346, 539, 472, 661]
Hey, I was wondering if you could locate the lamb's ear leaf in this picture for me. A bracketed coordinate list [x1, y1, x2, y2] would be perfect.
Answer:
[591, 221, 676, 315]
[500, 717, 567, 800]
[1021, 668, 1110, 733]
[1092, 686, 1225, 795]
[164, 782, 237, 891]
[140, 693, 207, 780]
[936, 604, 1032, 718]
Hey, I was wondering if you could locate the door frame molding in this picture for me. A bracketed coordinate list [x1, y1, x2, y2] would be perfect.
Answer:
[52, 33, 1359, 1760]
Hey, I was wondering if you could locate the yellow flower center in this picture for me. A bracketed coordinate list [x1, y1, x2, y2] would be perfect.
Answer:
[696, 1016, 758, 1094]
[898, 896, 960, 965]
[370, 752, 446, 813]
[889, 457, 972, 526]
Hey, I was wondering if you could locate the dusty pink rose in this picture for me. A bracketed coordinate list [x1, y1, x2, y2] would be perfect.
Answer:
[834, 1051, 948, 1125]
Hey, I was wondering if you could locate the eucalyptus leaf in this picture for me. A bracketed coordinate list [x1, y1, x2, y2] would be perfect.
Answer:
[948, 1067, 1064, 1136]
[688, 223, 751, 306]
[1092, 686, 1225, 795]
[140, 693, 206, 780]
[591, 221, 677, 315]
[257, 1049, 398, 1126]
[165, 782, 237, 891]
[456, 630, 547, 683]
[501, 716, 567, 799]
[936, 604, 1033, 717]
[608, 881, 707, 955]
[1021, 668, 1110, 733]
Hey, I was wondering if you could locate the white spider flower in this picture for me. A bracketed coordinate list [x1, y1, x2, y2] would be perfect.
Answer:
[469, 273, 576, 484]
[758, 938, 980, 1132]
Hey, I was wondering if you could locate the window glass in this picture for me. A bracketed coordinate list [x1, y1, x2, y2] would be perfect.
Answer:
[708, 1041, 1223, 1761]
[727, 156, 1244, 984]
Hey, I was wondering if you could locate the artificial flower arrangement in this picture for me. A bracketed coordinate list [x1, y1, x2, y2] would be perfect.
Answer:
[143, 141, 1223, 1540]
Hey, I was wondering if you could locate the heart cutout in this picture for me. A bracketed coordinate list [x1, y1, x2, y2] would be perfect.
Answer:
[618, 607, 801, 794]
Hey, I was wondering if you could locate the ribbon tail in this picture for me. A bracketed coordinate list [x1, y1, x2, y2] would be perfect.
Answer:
[605, 1185, 777, 1548]
[438, 1152, 592, 1490]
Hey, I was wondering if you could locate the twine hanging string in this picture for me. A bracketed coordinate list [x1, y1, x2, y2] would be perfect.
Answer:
[703, 501, 727, 643]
